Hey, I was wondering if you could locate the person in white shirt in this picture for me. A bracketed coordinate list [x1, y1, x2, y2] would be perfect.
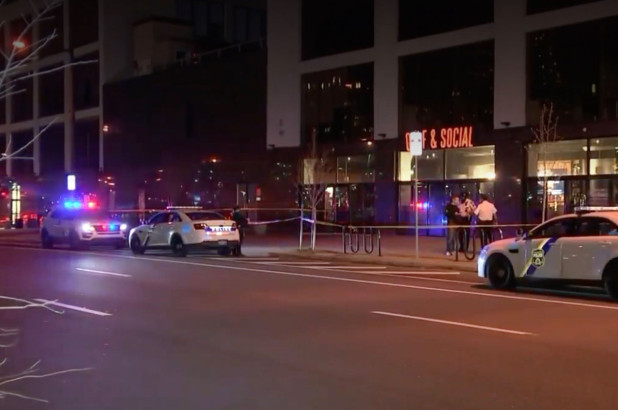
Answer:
[457, 192, 476, 252]
[474, 194, 497, 247]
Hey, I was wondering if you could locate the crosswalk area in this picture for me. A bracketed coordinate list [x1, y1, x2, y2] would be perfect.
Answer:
[198, 256, 462, 277]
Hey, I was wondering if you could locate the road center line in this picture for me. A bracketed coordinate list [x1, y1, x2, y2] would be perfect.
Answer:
[361, 271, 461, 275]
[371, 311, 535, 336]
[75, 268, 131, 278]
[5, 247, 618, 311]
[254, 261, 332, 265]
[33, 299, 112, 317]
[313, 266, 388, 269]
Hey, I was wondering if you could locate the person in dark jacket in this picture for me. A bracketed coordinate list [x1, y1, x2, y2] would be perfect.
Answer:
[231, 206, 248, 256]
[444, 195, 460, 256]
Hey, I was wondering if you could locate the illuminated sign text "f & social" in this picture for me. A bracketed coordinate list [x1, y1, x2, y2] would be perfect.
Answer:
[405, 126, 474, 150]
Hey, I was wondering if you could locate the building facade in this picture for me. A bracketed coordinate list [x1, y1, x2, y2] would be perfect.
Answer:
[267, 0, 618, 227]
[0, 0, 265, 220]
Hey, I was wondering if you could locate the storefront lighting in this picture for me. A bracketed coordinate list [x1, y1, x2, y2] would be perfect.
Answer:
[486, 172, 496, 180]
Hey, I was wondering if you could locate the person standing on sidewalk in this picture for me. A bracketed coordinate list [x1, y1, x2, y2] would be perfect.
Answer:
[231, 206, 248, 256]
[444, 195, 460, 256]
[458, 192, 476, 252]
[475, 194, 497, 248]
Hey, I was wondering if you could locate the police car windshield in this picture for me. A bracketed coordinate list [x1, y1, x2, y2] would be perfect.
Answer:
[186, 212, 224, 221]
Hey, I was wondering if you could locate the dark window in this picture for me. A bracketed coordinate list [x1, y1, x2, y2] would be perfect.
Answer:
[302, 0, 373, 60]
[529, 217, 575, 238]
[208, 1, 224, 38]
[38, 3, 64, 58]
[186, 211, 225, 220]
[0, 98, 5, 124]
[148, 213, 169, 225]
[399, 0, 493, 41]
[576, 217, 618, 236]
[74, 119, 99, 171]
[527, 17, 618, 124]
[176, 0, 192, 20]
[11, 77, 33, 122]
[40, 123, 64, 176]
[0, 134, 5, 178]
[301, 63, 374, 145]
[171, 212, 182, 222]
[39, 64, 64, 116]
[73, 52, 99, 110]
[9, 130, 34, 177]
[234, 6, 265, 43]
[400, 41, 494, 132]
[527, 0, 601, 14]
[69, 0, 98, 48]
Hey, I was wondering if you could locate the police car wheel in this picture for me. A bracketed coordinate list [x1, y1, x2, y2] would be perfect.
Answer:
[603, 271, 618, 301]
[41, 230, 53, 249]
[171, 236, 187, 257]
[486, 255, 516, 290]
[130, 236, 145, 255]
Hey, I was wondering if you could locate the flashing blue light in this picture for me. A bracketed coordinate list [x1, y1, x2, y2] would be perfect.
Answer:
[64, 201, 82, 209]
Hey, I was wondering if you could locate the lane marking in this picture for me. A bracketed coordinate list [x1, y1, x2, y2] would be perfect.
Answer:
[361, 271, 461, 275]
[5, 246, 618, 311]
[372, 311, 535, 336]
[312, 266, 388, 270]
[206, 257, 280, 261]
[33, 299, 112, 317]
[75, 268, 131, 278]
[254, 261, 332, 265]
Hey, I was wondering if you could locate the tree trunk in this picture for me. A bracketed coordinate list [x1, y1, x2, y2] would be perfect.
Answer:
[542, 180, 547, 223]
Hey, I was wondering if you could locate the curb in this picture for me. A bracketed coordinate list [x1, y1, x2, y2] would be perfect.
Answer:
[268, 250, 477, 273]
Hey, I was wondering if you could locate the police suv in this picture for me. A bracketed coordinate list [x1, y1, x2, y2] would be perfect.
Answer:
[478, 207, 618, 300]
[128, 208, 240, 257]
[41, 201, 128, 250]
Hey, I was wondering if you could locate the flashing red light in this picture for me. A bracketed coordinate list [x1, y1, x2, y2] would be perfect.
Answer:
[87, 201, 97, 209]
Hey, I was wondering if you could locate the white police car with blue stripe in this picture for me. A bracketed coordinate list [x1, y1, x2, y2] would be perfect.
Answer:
[478, 207, 618, 300]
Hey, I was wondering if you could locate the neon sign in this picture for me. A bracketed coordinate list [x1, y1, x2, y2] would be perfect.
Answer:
[405, 126, 474, 150]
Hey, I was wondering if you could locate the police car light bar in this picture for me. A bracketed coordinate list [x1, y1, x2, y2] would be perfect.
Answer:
[574, 206, 618, 215]
[166, 206, 202, 210]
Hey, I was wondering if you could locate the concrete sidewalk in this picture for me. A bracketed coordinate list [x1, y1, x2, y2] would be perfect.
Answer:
[243, 232, 478, 273]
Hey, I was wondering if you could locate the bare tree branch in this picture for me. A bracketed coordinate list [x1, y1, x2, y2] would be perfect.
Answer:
[530, 103, 561, 222]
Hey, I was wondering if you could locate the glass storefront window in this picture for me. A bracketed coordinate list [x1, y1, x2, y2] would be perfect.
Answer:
[337, 155, 375, 183]
[302, 158, 336, 185]
[445, 146, 495, 180]
[398, 151, 444, 182]
[527, 139, 587, 177]
[589, 137, 618, 175]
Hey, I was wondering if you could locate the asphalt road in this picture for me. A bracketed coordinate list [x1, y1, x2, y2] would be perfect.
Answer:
[1, 245, 618, 409]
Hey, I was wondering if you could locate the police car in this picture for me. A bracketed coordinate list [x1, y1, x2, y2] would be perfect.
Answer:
[478, 207, 618, 300]
[40, 201, 128, 250]
[128, 208, 240, 257]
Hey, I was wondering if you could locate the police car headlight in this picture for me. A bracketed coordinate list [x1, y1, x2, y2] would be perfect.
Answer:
[120, 223, 128, 231]
[81, 222, 94, 233]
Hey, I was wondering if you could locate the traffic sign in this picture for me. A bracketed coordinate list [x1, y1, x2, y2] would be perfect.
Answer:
[407, 131, 423, 156]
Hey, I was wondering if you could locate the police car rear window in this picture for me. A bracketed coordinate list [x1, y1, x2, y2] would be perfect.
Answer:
[186, 212, 224, 221]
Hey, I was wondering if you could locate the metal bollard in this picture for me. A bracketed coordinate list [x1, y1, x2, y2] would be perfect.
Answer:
[377, 229, 382, 257]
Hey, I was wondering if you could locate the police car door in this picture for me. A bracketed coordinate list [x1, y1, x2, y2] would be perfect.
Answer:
[561, 217, 618, 280]
[520, 217, 575, 279]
